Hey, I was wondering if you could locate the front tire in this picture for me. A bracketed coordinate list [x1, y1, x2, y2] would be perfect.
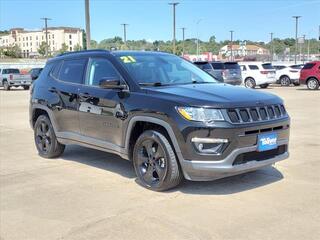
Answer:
[3, 81, 10, 91]
[34, 115, 65, 158]
[307, 78, 319, 90]
[280, 76, 291, 86]
[133, 130, 182, 191]
[245, 78, 256, 88]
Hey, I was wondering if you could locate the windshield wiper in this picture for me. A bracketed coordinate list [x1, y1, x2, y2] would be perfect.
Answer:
[139, 82, 166, 87]
[189, 80, 217, 84]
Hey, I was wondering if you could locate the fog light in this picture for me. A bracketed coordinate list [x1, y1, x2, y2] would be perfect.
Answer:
[191, 137, 228, 154]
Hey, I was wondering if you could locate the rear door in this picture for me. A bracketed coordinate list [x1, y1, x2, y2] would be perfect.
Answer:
[78, 56, 127, 147]
[50, 58, 87, 134]
[223, 62, 242, 81]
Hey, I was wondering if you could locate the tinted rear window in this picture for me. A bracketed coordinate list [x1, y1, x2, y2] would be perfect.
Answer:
[211, 62, 224, 69]
[302, 63, 315, 70]
[262, 64, 274, 70]
[224, 63, 240, 69]
[58, 59, 87, 84]
[194, 62, 212, 70]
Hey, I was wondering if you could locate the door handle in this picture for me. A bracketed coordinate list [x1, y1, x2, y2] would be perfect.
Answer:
[79, 92, 91, 99]
[49, 87, 57, 93]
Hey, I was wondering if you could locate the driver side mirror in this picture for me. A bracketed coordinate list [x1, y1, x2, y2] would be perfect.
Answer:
[99, 77, 127, 90]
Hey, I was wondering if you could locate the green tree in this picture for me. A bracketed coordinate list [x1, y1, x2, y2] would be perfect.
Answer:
[58, 43, 68, 54]
[74, 44, 82, 51]
[1, 44, 21, 58]
[38, 41, 48, 56]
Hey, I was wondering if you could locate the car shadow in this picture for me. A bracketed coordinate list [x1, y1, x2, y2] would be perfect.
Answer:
[296, 88, 319, 91]
[60, 145, 283, 195]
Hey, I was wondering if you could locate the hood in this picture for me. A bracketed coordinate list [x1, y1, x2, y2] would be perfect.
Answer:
[145, 83, 282, 108]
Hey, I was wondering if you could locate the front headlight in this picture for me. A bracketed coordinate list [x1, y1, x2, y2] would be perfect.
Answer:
[177, 107, 224, 122]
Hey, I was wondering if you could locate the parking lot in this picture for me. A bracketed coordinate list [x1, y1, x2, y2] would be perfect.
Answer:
[0, 86, 319, 240]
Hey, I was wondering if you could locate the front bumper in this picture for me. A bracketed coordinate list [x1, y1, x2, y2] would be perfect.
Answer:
[9, 80, 32, 86]
[180, 139, 288, 181]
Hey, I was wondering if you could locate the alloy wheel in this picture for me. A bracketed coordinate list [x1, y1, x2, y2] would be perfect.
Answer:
[307, 79, 318, 90]
[281, 77, 290, 86]
[137, 138, 167, 187]
[35, 120, 52, 153]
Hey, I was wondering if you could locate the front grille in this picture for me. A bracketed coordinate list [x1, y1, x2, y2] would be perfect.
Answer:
[226, 104, 287, 124]
[233, 145, 287, 166]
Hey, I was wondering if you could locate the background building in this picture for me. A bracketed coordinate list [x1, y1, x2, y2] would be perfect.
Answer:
[0, 27, 83, 57]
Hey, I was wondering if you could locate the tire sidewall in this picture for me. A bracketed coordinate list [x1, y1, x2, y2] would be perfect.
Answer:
[3, 81, 10, 90]
[307, 78, 319, 90]
[280, 76, 290, 86]
[34, 115, 59, 158]
[245, 78, 255, 88]
[133, 130, 180, 191]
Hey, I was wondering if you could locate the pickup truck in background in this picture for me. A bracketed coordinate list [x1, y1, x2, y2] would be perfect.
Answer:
[0, 68, 33, 90]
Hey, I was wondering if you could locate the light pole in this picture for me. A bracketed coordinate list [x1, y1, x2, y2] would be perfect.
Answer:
[85, 0, 91, 50]
[168, 2, 179, 54]
[230, 30, 234, 61]
[270, 32, 274, 62]
[292, 16, 301, 64]
[302, 34, 306, 63]
[196, 19, 202, 59]
[180, 27, 186, 56]
[121, 23, 128, 46]
[40, 17, 51, 57]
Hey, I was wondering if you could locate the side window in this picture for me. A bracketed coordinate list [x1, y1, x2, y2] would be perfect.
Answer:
[50, 61, 62, 79]
[59, 59, 87, 84]
[249, 65, 259, 70]
[241, 65, 247, 71]
[86, 58, 121, 86]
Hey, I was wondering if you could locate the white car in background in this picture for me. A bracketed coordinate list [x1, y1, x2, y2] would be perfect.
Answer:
[239, 62, 276, 88]
[273, 64, 301, 86]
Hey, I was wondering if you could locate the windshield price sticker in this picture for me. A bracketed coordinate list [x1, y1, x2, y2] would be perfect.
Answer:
[120, 56, 136, 63]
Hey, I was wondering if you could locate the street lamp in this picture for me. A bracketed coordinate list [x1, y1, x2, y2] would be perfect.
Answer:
[180, 27, 186, 56]
[270, 32, 274, 62]
[121, 23, 129, 46]
[168, 2, 179, 54]
[85, 0, 91, 50]
[292, 16, 301, 64]
[230, 30, 234, 61]
[196, 19, 202, 59]
[40, 17, 51, 57]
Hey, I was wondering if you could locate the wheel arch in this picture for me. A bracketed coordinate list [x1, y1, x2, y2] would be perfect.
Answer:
[125, 117, 183, 162]
[30, 104, 58, 131]
[306, 76, 319, 83]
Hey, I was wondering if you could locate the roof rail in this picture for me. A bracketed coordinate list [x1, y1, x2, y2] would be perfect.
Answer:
[56, 49, 109, 57]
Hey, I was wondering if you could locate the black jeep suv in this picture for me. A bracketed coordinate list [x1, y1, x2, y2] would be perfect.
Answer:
[30, 50, 290, 191]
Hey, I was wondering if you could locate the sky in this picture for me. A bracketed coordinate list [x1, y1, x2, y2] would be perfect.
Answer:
[0, 0, 319, 43]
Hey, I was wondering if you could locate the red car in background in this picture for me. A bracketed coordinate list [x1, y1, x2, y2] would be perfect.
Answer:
[300, 61, 320, 90]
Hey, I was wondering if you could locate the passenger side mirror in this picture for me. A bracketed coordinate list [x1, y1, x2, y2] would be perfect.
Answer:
[99, 77, 127, 90]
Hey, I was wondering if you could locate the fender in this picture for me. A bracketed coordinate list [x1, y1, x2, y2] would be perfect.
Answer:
[30, 103, 59, 132]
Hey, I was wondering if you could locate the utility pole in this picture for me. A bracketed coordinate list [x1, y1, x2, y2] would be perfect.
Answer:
[196, 19, 202, 59]
[302, 34, 306, 63]
[40, 17, 51, 57]
[85, 0, 91, 50]
[270, 32, 274, 62]
[307, 37, 310, 61]
[168, 2, 179, 55]
[121, 23, 128, 46]
[230, 30, 234, 61]
[292, 16, 301, 64]
[181, 27, 186, 56]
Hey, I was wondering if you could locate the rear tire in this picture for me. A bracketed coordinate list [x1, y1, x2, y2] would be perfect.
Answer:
[23, 86, 30, 90]
[245, 78, 256, 88]
[307, 78, 319, 90]
[3, 81, 10, 91]
[293, 83, 300, 86]
[34, 115, 65, 158]
[133, 130, 183, 191]
[260, 84, 269, 89]
[280, 76, 291, 86]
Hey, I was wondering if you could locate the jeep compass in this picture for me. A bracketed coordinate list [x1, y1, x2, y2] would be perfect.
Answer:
[30, 50, 290, 191]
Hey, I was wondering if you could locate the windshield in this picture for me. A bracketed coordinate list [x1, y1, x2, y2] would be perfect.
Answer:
[116, 53, 217, 86]
[4, 69, 20, 74]
[224, 62, 240, 70]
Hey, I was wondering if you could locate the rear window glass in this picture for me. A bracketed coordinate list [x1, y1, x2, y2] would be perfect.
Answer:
[211, 62, 224, 69]
[274, 66, 286, 70]
[51, 61, 62, 79]
[262, 64, 274, 70]
[302, 63, 315, 70]
[290, 64, 303, 69]
[224, 63, 240, 69]
[58, 59, 87, 84]
[3, 69, 20, 74]
[249, 65, 259, 70]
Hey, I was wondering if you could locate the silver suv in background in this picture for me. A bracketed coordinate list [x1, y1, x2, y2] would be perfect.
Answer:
[194, 61, 242, 85]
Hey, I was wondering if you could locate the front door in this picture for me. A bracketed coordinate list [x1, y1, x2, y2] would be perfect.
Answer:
[78, 57, 128, 147]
